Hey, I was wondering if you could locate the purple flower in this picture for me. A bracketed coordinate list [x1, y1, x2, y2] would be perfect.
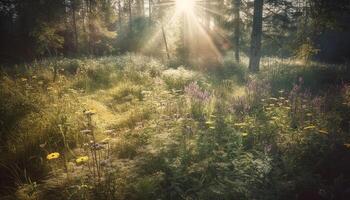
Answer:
[184, 82, 211, 102]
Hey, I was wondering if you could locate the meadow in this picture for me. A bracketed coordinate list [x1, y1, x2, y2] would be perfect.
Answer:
[1, 54, 350, 200]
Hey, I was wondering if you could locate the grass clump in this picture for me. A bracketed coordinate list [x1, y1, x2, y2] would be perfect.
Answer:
[162, 66, 200, 90]
[112, 82, 144, 103]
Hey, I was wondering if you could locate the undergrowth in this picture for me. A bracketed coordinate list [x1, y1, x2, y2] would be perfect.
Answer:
[1, 55, 350, 200]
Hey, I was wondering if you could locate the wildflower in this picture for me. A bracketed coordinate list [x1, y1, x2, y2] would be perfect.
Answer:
[303, 125, 316, 130]
[241, 133, 248, 137]
[318, 130, 328, 134]
[209, 126, 215, 129]
[76, 156, 89, 164]
[184, 82, 211, 102]
[46, 152, 60, 160]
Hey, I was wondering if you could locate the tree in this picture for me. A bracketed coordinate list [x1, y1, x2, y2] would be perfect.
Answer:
[233, 0, 241, 63]
[249, 0, 264, 72]
[70, 0, 81, 54]
[128, 0, 133, 33]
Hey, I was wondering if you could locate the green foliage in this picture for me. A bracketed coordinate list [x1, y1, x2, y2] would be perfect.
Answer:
[1, 55, 350, 200]
[162, 67, 200, 90]
[31, 23, 64, 55]
[296, 39, 320, 62]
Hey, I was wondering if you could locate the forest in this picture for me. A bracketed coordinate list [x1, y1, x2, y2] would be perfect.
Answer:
[0, 0, 350, 199]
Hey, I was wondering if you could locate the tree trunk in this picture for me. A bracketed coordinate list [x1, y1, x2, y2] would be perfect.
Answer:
[248, 0, 264, 72]
[234, 0, 240, 63]
[72, 2, 79, 54]
[136, 0, 144, 17]
[149, 0, 152, 25]
[161, 22, 170, 60]
[141, 0, 145, 16]
[128, 0, 133, 33]
[205, 0, 210, 29]
[117, 0, 122, 29]
[82, 1, 88, 54]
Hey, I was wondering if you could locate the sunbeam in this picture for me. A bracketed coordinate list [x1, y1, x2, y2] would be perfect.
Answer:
[139, 0, 227, 66]
[176, 0, 195, 13]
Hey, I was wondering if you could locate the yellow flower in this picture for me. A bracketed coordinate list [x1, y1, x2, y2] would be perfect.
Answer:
[46, 152, 60, 160]
[344, 144, 350, 148]
[241, 133, 248, 137]
[318, 130, 328, 134]
[303, 125, 316, 130]
[76, 156, 89, 164]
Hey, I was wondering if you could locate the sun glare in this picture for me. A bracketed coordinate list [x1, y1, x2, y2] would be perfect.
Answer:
[176, 0, 195, 13]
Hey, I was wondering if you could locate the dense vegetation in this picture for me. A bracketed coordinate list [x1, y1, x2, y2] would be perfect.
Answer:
[0, 54, 349, 199]
[1, 0, 350, 200]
